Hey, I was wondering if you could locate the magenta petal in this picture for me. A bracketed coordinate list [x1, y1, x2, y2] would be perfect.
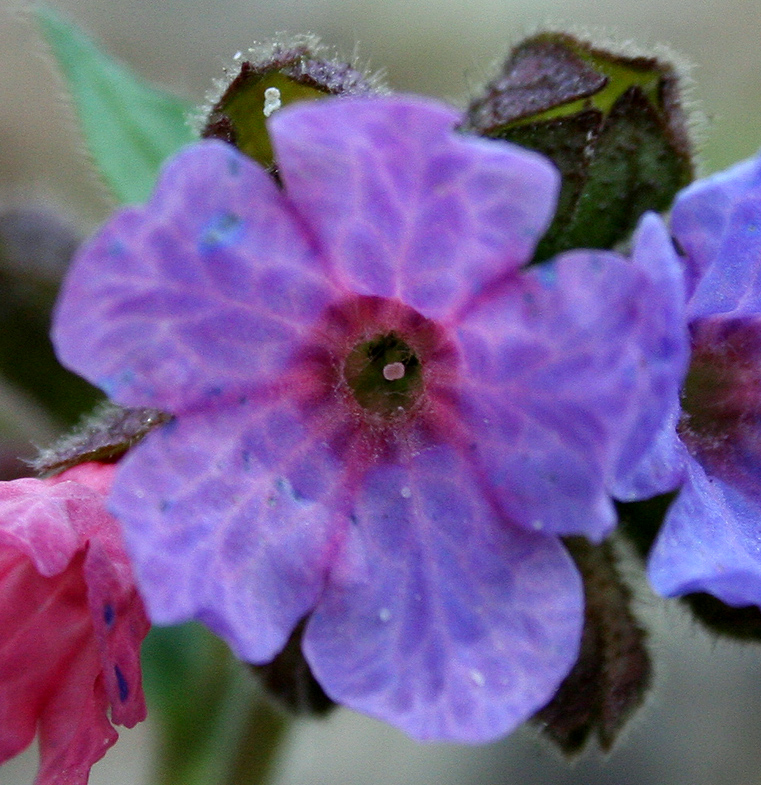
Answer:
[671, 150, 761, 318]
[649, 453, 761, 606]
[53, 140, 339, 413]
[455, 247, 678, 540]
[270, 96, 559, 319]
[83, 541, 149, 726]
[0, 468, 149, 780]
[303, 444, 582, 742]
[0, 548, 92, 766]
[0, 479, 83, 576]
[109, 402, 341, 662]
[43, 467, 150, 726]
[35, 644, 116, 785]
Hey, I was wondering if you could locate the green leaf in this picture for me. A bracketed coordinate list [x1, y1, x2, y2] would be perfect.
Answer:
[142, 624, 287, 785]
[35, 5, 196, 204]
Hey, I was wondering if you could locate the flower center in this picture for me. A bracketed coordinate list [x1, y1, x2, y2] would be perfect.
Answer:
[343, 332, 423, 417]
[678, 319, 761, 467]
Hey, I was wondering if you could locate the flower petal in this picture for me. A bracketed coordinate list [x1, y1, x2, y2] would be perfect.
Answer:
[671, 150, 761, 318]
[611, 408, 687, 500]
[0, 548, 97, 769]
[648, 453, 761, 606]
[0, 479, 82, 576]
[53, 140, 339, 414]
[109, 400, 341, 662]
[83, 541, 149, 727]
[35, 643, 116, 785]
[303, 444, 582, 742]
[610, 212, 690, 498]
[270, 95, 559, 319]
[455, 248, 675, 540]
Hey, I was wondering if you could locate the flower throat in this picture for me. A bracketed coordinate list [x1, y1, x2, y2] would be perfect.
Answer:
[343, 332, 423, 417]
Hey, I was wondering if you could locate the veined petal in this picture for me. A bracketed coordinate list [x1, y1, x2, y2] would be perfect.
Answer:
[0, 467, 149, 780]
[611, 408, 687, 501]
[35, 642, 116, 785]
[455, 248, 672, 540]
[671, 150, 761, 318]
[610, 212, 690, 496]
[53, 140, 340, 414]
[109, 401, 342, 663]
[649, 454, 761, 606]
[304, 444, 582, 742]
[270, 95, 559, 319]
[0, 479, 82, 576]
[83, 541, 149, 727]
[0, 549, 94, 766]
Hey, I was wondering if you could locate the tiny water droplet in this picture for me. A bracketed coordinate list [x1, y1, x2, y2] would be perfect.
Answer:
[263, 87, 282, 118]
[469, 669, 485, 687]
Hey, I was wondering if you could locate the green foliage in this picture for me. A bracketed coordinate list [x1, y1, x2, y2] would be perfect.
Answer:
[206, 69, 326, 169]
[142, 625, 286, 785]
[35, 5, 195, 204]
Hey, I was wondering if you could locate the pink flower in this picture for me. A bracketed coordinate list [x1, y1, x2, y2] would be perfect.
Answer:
[0, 462, 149, 785]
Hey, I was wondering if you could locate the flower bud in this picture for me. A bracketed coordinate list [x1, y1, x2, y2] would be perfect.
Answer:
[463, 32, 695, 261]
[202, 37, 385, 170]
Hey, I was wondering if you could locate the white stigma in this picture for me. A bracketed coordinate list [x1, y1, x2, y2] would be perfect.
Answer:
[263, 87, 282, 118]
[383, 361, 405, 381]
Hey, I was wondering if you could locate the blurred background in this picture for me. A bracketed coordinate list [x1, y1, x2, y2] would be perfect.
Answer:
[1, 0, 761, 782]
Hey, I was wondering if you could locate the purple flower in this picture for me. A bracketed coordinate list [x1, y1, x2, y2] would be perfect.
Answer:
[52, 96, 687, 741]
[638, 152, 761, 606]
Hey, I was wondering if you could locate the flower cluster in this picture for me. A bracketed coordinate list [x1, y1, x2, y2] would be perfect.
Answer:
[4, 32, 761, 780]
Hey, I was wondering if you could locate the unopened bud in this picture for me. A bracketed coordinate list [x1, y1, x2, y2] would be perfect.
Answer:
[202, 37, 385, 170]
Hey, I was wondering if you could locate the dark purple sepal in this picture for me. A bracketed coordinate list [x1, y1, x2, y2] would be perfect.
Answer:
[534, 537, 651, 754]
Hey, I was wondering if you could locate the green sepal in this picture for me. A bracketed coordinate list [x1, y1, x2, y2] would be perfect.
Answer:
[464, 33, 695, 261]
[203, 39, 381, 170]
[35, 5, 196, 205]
[31, 402, 169, 476]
